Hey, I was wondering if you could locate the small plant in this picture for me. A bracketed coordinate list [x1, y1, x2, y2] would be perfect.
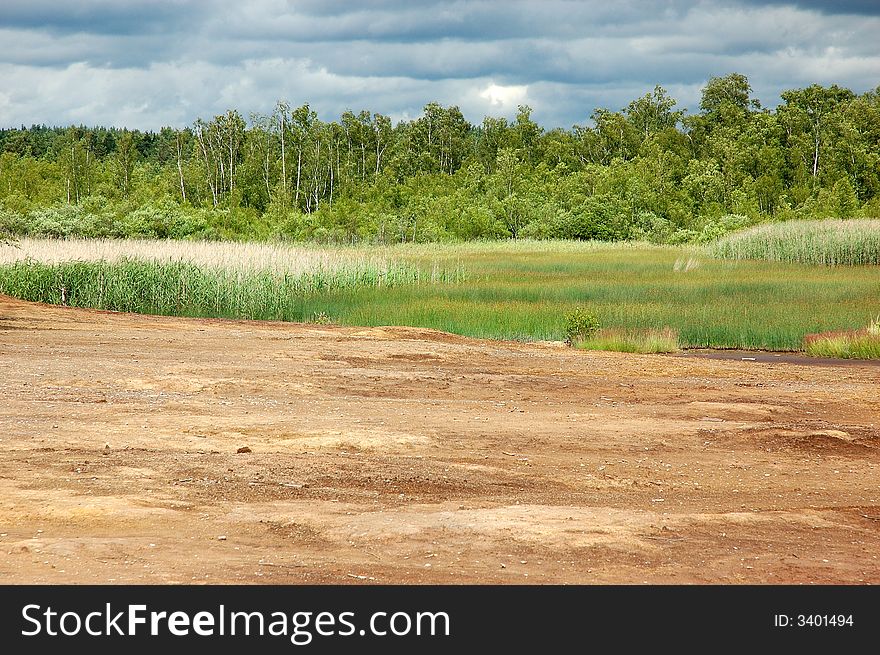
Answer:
[308, 311, 334, 325]
[673, 257, 700, 272]
[564, 307, 600, 345]
[868, 316, 880, 337]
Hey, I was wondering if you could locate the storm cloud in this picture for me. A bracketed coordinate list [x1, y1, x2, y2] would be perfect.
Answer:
[0, 0, 877, 129]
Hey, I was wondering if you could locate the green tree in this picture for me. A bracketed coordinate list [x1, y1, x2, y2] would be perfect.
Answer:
[625, 85, 683, 141]
[779, 84, 855, 184]
[700, 73, 757, 116]
[114, 129, 139, 197]
[193, 110, 247, 206]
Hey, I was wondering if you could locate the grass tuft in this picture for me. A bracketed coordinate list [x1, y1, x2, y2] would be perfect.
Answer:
[574, 327, 680, 354]
[803, 329, 880, 359]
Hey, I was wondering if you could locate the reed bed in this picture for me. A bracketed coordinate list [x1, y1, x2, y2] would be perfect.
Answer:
[708, 219, 880, 266]
[1, 238, 878, 353]
[0, 237, 415, 277]
[0, 238, 463, 321]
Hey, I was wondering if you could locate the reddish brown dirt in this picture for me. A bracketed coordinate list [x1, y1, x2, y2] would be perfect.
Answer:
[1, 295, 878, 584]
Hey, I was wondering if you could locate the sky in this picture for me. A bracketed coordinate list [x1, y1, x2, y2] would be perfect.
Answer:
[0, 0, 878, 130]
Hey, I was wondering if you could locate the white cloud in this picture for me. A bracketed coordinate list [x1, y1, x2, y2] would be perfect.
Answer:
[478, 83, 529, 109]
[0, 1, 878, 129]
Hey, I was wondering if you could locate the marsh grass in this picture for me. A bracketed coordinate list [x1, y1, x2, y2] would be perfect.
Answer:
[0, 238, 463, 321]
[575, 327, 680, 353]
[1, 238, 878, 352]
[803, 315, 880, 359]
[803, 330, 880, 359]
[709, 219, 880, 266]
[384, 241, 879, 350]
[0, 237, 425, 277]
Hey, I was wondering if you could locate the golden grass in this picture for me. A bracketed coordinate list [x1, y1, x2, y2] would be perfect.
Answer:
[709, 219, 880, 266]
[0, 237, 396, 276]
[574, 327, 680, 354]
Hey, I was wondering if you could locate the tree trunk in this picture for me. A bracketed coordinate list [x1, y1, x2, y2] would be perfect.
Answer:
[176, 133, 187, 203]
[295, 149, 302, 208]
[280, 115, 287, 194]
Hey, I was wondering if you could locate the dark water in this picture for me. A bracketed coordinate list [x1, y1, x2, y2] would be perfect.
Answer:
[674, 349, 880, 368]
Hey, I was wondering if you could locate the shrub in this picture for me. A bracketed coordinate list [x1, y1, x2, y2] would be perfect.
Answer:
[26, 204, 89, 237]
[557, 195, 630, 241]
[0, 208, 25, 242]
[564, 307, 600, 345]
[694, 214, 752, 244]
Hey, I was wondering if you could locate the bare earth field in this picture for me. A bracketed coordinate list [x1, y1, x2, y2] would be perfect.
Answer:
[1, 295, 878, 584]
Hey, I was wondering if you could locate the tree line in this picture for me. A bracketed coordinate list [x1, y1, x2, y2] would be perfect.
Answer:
[1, 73, 878, 244]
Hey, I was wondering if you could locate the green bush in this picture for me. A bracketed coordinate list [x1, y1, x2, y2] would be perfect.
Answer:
[564, 307, 600, 345]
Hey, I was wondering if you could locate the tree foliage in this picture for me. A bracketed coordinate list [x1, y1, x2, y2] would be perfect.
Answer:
[1, 74, 879, 245]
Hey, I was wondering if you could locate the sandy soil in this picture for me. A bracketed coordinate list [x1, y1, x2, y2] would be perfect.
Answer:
[1, 295, 878, 584]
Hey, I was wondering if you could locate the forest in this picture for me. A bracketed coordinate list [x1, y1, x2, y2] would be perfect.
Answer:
[1, 73, 878, 244]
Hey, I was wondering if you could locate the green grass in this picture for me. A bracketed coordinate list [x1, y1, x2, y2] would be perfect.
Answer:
[804, 332, 880, 359]
[709, 219, 880, 266]
[1, 238, 879, 352]
[0, 257, 461, 321]
[803, 317, 880, 359]
[379, 241, 880, 350]
[575, 327, 680, 354]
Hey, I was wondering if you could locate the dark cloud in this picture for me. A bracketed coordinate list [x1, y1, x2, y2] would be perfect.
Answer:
[738, 1, 880, 15]
[0, 0, 199, 35]
[0, 0, 877, 130]
[224, 1, 695, 43]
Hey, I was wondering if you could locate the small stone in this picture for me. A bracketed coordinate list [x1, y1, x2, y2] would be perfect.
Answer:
[217, 535, 227, 541]
[236, 446, 252, 454]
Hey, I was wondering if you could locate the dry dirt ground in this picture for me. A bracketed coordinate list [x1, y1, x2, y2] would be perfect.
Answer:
[1, 295, 878, 584]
